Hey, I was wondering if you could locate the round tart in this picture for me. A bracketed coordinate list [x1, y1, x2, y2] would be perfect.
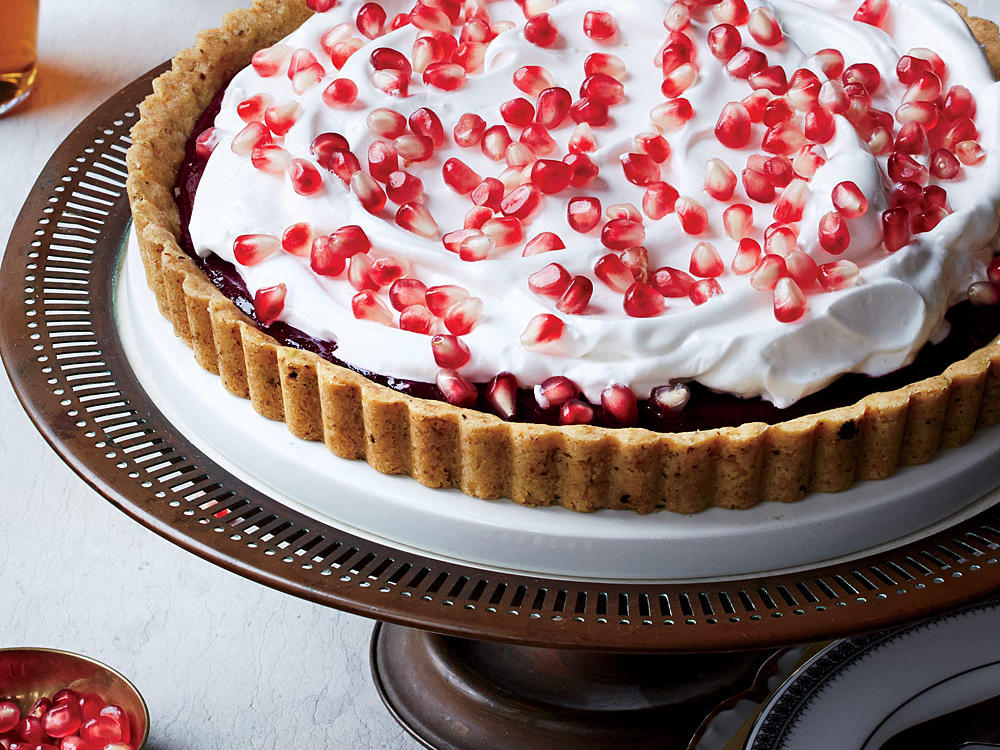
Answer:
[127, 0, 1000, 513]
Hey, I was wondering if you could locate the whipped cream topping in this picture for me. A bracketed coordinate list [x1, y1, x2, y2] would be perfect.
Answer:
[188, 0, 1000, 408]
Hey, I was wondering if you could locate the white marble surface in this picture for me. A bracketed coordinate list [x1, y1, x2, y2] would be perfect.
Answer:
[0, 2, 417, 747]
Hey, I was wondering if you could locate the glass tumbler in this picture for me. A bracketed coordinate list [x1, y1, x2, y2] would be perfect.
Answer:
[0, 0, 39, 115]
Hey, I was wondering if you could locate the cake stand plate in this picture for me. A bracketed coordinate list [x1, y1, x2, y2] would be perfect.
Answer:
[6, 65, 1000, 750]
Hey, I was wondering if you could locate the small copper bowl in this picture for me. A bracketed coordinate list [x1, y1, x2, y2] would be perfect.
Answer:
[0, 648, 149, 748]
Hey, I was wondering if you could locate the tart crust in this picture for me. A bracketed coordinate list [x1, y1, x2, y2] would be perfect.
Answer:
[127, 0, 1000, 514]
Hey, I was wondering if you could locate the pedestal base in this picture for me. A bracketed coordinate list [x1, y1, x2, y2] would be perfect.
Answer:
[371, 622, 780, 750]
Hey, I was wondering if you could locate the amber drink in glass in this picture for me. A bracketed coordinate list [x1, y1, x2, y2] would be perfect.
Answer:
[0, 0, 39, 115]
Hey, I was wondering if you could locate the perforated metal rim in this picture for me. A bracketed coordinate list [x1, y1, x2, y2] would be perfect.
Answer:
[5, 65, 1000, 652]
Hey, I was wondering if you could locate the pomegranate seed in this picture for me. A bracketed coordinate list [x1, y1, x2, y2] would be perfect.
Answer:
[751, 254, 787, 291]
[901, 72, 941, 106]
[561, 153, 598, 188]
[194, 127, 221, 158]
[895, 121, 929, 156]
[763, 98, 794, 128]
[922, 185, 949, 211]
[453, 40, 488, 73]
[520, 11, 557, 46]
[650, 101, 694, 133]
[526, 90, 571, 132]
[277, 222, 311, 257]
[267, 101, 304, 137]
[787, 69, 821, 110]
[254, 284, 287, 326]
[831, 181, 867, 218]
[466, 180, 501, 212]
[688, 242, 723, 278]
[407, 108, 445, 148]
[623, 282, 665, 318]
[689, 278, 723, 305]
[956, 141, 986, 166]
[432, 334, 471, 369]
[568, 196, 602, 233]
[765, 225, 797, 257]
[479, 372, 517, 419]
[529, 263, 572, 297]
[664, 2, 691, 31]
[249, 144, 291, 174]
[738, 91, 767, 124]
[888, 152, 929, 185]
[513, 65, 554, 96]
[773, 277, 806, 322]
[659, 32, 694, 69]
[312, 138, 356, 178]
[329, 37, 365, 69]
[675, 196, 709, 235]
[912, 205, 950, 234]
[944, 85, 976, 119]
[233, 234, 280, 266]
[420, 61, 465, 90]
[251, 43, 292, 77]
[712, 0, 749, 23]
[424, 285, 468, 318]
[369, 47, 409, 75]
[882, 208, 911, 252]
[943, 118, 980, 150]
[661, 63, 698, 98]
[320, 78, 356, 108]
[529, 159, 572, 194]
[969, 281, 1000, 306]
[896, 101, 940, 129]
[353, 2, 386, 38]
[704, 159, 737, 201]
[531, 376, 576, 410]
[498, 165, 529, 192]
[463, 206, 492, 230]
[650, 383, 689, 416]
[582, 53, 624, 81]
[707, 24, 741, 62]
[930, 148, 960, 180]
[410, 2, 451, 31]
[398, 304, 432, 334]
[762, 123, 807, 155]
[395, 134, 434, 163]
[411, 35, 446, 75]
[817, 260, 859, 292]
[842, 63, 881, 95]
[854, 0, 889, 27]
[765, 155, 793, 188]
[743, 168, 775, 203]
[773, 179, 808, 223]
[454, 113, 487, 147]
[384, 169, 424, 204]
[749, 66, 789, 96]
[748, 7, 782, 45]
[909, 47, 946, 77]
[649, 266, 691, 297]
[348, 253, 377, 291]
[481, 125, 513, 161]
[501, 184, 544, 222]
[483, 216, 526, 248]
[521, 313, 566, 352]
[583, 10, 617, 40]
[556, 276, 593, 315]
[785, 251, 817, 293]
[727, 47, 768, 79]
[0, 702, 19, 734]
[818, 211, 850, 255]
[592, 254, 632, 293]
[989, 257, 1000, 286]
[309, 236, 345, 277]
[891, 181, 922, 211]
[387, 278, 427, 312]
[802, 105, 835, 144]
[367, 141, 398, 183]
[818, 80, 850, 116]
[237, 93, 274, 123]
[632, 133, 669, 165]
[557, 400, 592, 426]
[520, 123, 557, 155]
[569, 97, 609, 126]
[809, 48, 845, 80]
[722, 205, 753, 242]
[642, 181, 679, 221]
[443, 297, 483, 335]
[443, 228, 480, 254]
[362, 109, 403, 141]
[231, 121, 272, 156]
[577, 76, 623, 110]
[594, 384, 636, 426]
[520, 232, 564, 257]
[288, 159, 323, 196]
[436, 369, 478, 407]
[606, 204, 642, 222]
[395, 202, 439, 238]
[621, 246, 650, 283]
[372, 68, 409, 97]
[617, 152, 658, 187]
[287, 49, 325, 94]
[438, 158, 479, 195]
[730, 238, 761, 275]
[306, 0, 338, 10]
[568, 124, 598, 156]
[709, 102, 751, 151]
[319, 22, 352, 52]
[371, 256, 410, 288]
[601, 218, 645, 250]
[896, 54, 930, 86]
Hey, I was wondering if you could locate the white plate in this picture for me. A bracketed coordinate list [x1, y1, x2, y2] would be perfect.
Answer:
[117, 231, 1000, 581]
[745, 598, 1000, 749]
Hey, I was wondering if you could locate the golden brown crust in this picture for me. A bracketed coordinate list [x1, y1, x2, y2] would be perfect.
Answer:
[127, 0, 1000, 513]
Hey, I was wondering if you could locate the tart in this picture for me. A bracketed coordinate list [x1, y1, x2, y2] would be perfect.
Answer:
[127, 0, 1000, 513]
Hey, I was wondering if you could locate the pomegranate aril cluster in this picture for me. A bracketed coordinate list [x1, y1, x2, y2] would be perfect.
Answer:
[0, 688, 133, 750]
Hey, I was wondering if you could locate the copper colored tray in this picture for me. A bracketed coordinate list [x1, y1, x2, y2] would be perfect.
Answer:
[5, 65, 1000, 659]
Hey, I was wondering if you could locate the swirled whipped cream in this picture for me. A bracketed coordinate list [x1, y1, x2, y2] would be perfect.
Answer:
[188, 0, 1000, 416]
